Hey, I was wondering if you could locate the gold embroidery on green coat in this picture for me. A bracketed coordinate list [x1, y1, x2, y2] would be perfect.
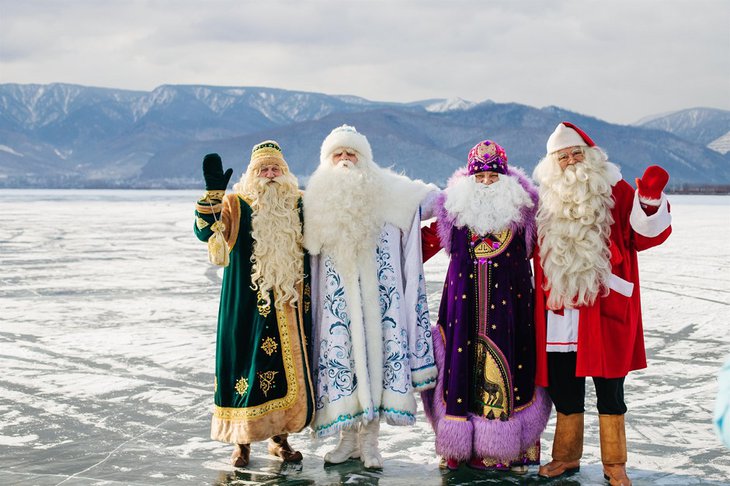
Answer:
[257, 290, 271, 318]
[261, 336, 278, 356]
[258, 371, 278, 397]
[196, 217, 210, 230]
[213, 300, 299, 420]
[304, 283, 311, 313]
[235, 377, 249, 396]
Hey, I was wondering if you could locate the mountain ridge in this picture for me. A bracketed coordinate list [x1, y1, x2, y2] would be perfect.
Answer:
[1, 83, 728, 188]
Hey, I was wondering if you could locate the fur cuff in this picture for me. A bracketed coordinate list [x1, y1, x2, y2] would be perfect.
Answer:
[629, 191, 671, 237]
[412, 365, 437, 392]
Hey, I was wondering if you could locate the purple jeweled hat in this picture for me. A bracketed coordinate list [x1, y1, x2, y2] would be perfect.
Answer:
[467, 140, 508, 175]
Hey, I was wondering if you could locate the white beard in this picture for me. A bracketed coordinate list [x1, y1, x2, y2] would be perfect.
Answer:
[444, 174, 533, 235]
[534, 148, 620, 309]
[249, 175, 304, 306]
[303, 160, 383, 268]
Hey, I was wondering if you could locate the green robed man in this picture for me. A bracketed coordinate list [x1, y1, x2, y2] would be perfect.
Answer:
[194, 141, 314, 467]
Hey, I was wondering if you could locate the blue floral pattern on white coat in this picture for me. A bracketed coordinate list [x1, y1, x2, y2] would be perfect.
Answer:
[377, 231, 410, 395]
[315, 255, 357, 410]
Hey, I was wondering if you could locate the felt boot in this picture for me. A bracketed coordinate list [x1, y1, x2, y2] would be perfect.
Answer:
[599, 414, 632, 486]
[268, 434, 303, 462]
[324, 427, 360, 464]
[359, 417, 383, 469]
[231, 443, 250, 468]
[538, 412, 583, 478]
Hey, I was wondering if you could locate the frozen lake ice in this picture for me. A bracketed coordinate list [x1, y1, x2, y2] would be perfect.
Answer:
[0, 189, 728, 485]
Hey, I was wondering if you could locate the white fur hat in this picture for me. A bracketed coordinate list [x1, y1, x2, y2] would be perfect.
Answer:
[546, 122, 595, 154]
[320, 125, 373, 164]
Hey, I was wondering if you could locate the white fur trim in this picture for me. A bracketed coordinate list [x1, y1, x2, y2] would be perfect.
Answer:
[605, 160, 622, 186]
[608, 273, 634, 297]
[411, 365, 437, 392]
[339, 252, 379, 415]
[358, 249, 384, 410]
[547, 123, 588, 153]
[638, 195, 662, 206]
[546, 309, 579, 352]
[381, 389, 417, 424]
[629, 191, 671, 237]
[320, 125, 373, 165]
[377, 168, 437, 231]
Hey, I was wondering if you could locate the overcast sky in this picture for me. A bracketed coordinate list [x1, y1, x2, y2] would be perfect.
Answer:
[1, 0, 728, 125]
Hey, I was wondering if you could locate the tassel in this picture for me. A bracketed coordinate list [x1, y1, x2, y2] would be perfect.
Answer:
[207, 201, 229, 267]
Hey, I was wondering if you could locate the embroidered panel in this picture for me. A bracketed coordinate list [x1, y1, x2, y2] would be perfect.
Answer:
[213, 302, 299, 420]
[315, 255, 357, 411]
[412, 273, 434, 365]
[472, 337, 514, 420]
[377, 231, 410, 395]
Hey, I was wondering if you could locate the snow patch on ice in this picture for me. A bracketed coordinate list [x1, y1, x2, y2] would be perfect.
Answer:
[0, 145, 22, 157]
[0, 434, 38, 446]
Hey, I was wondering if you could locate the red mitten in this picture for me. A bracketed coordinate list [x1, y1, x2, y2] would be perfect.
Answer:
[636, 165, 669, 201]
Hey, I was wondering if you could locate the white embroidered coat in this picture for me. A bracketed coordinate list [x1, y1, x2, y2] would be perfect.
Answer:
[310, 213, 437, 437]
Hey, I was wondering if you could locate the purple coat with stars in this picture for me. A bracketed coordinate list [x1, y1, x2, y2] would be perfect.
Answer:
[421, 167, 552, 465]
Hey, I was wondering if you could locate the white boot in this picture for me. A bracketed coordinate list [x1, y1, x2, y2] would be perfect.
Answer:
[324, 427, 360, 464]
[359, 417, 383, 469]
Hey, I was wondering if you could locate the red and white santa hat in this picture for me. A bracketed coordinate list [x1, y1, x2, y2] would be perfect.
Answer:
[546, 122, 596, 154]
[320, 125, 373, 165]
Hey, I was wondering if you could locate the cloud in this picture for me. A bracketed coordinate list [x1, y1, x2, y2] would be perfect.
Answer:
[1, 0, 728, 124]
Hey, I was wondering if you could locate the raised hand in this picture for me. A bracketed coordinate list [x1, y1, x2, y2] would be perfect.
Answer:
[203, 153, 233, 191]
[636, 165, 669, 201]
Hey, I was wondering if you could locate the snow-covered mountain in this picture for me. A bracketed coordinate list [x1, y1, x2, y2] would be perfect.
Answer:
[1, 83, 727, 188]
[708, 132, 730, 155]
[635, 107, 730, 154]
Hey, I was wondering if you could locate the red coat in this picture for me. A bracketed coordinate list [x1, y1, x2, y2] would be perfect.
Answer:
[534, 180, 671, 385]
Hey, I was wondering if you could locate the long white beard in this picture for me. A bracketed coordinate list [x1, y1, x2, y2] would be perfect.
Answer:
[444, 174, 533, 235]
[249, 175, 304, 306]
[303, 161, 383, 269]
[534, 149, 619, 309]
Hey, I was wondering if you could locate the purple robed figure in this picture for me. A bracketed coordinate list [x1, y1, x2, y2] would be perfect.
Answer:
[421, 140, 552, 473]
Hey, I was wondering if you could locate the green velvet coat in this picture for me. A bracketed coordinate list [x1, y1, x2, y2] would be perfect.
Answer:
[194, 192, 314, 444]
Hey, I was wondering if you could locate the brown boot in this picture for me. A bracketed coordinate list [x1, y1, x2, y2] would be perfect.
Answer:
[600, 414, 632, 486]
[231, 443, 250, 468]
[538, 412, 583, 478]
[268, 434, 303, 462]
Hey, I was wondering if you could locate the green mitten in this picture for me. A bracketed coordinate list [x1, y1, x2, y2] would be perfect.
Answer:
[203, 153, 233, 191]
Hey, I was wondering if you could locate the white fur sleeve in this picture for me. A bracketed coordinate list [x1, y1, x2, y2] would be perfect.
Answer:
[302, 228, 322, 256]
[419, 185, 442, 220]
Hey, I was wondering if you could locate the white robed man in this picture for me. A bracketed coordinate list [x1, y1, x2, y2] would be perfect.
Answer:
[303, 125, 439, 468]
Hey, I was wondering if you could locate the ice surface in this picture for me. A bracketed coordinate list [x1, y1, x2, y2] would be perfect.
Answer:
[0, 190, 728, 485]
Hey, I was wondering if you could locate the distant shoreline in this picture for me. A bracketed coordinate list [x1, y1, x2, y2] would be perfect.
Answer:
[666, 185, 730, 195]
[1, 183, 729, 195]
